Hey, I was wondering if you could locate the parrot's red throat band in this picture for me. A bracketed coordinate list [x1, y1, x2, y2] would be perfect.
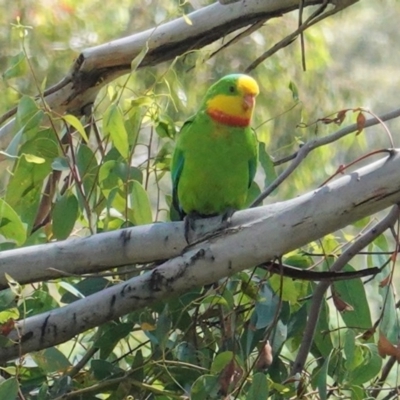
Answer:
[207, 108, 250, 127]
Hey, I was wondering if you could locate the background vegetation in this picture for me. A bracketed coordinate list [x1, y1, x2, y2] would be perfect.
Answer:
[0, 0, 400, 399]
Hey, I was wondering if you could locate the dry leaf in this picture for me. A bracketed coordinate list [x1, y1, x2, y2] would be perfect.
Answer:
[361, 326, 376, 341]
[378, 331, 397, 359]
[0, 319, 15, 336]
[256, 340, 273, 370]
[336, 109, 348, 125]
[219, 358, 242, 396]
[379, 274, 391, 288]
[356, 111, 366, 135]
[332, 288, 354, 312]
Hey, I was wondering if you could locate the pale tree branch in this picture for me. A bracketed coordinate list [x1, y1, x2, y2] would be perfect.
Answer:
[291, 204, 400, 376]
[2, 149, 400, 361]
[0, 107, 397, 289]
[0, 0, 355, 147]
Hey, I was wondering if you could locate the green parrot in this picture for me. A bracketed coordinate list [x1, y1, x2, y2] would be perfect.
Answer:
[171, 74, 259, 236]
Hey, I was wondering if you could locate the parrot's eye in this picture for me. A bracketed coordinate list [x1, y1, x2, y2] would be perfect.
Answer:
[228, 85, 235, 93]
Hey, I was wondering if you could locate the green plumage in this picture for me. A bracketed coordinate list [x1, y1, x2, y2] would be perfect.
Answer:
[171, 74, 258, 219]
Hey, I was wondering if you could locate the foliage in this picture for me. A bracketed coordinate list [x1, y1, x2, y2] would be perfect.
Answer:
[0, 0, 400, 399]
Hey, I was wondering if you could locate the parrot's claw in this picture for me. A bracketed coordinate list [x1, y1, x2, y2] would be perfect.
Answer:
[221, 207, 236, 226]
[183, 215, 193, 244]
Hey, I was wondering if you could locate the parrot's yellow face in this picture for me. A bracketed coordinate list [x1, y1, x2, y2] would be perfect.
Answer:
[206, 75, 259, 127]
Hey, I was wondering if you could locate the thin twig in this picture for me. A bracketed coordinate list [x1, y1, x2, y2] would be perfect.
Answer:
[259, 261, 381, 282]
[245, 0, 332, 72]
[0, 76, 72, 126]
[251, 107, 400, 207]
[370, 355, 397, 398]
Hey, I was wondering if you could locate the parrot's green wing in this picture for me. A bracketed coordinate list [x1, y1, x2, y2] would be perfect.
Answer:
[170, 118, 194, 219]
[171, 147, 184, 218]
[248, 129, 258, 188]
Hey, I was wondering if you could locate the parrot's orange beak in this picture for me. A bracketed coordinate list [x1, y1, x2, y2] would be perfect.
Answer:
[243, 94, 256, 111]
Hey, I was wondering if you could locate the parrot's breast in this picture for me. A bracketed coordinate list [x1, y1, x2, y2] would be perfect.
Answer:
[177, 124, 255, 216]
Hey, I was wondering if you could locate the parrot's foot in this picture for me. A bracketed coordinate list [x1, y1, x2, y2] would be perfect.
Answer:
[184, 212, 204, 244]
[183, 208, 237, 244]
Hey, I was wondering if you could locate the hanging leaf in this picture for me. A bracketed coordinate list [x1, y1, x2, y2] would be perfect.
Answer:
[131, 42, 149, 72]
[377, 331, 399, 360]
[62, 114, 89, 142]
[52, 192, 79, 240]
[256, 340, 273, 370]
[129, 181, 152, 225]
[2, 51, 27, 80]
[0, 198, 26, 246]
[288, 80, 299, 101]
[258, 142, 277, 191]
[0, 378, 18, 399]
[104, 104, 129, 158]
[355, 111, 366, 135]
[248, 372, 269, 400]
[32, 348, 71, 374]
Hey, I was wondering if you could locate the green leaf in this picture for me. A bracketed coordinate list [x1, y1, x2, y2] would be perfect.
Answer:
[23, 153, 46, 164]
[248, 372, 269, 400]
[24, 289, 59, 316]
[62, 114, 89, 142]
[95, 322, 134, 359]
[258, 142, 277, 191]
[52, 192, 79, 240]
[104, 104, 129, 158]
[0, 198, 26, 246]
[201, 294, 229, 309]
[125, 107, 143, 147]
[245, 181, 261, 207]
[5, 129, 57, 232]
[0, 307, 19, 322]
[191, 375, 220, 400]
[15, 96, 39, 129]
[211, 351, 233, 374]
[0, 378, 19, 399]
[153, 306, 171, 351]
[316, 351, 331, 400]
[13, 96, 44, 142]
[288, 80, 299, 101]
[3, 52, 27, 80]
[269, 275, 301, 304]
[311, 299, 333, 358]
[37, 383, 50, 400]
[255, 283, 279, 329]
[0, 289, 17, 312]
[130, 350, 144, 382]
[32, 348, 71, 373]
[174, 342, 197, 364]
[344, 329, 356, 370]
[349, 344, 381, 384]
[99, 160, 144, 217]
[155, 114, 176, 139]
[51, 156, 70, 171]
[334, 265, 372, 329]
[76, 144, 98, 209]
[91, 359, 124, 381]
[129, 181, 152, 225]
[60, 277, 109, 303]
[131, 42, 149, 71]
[379, 285, 399, 343]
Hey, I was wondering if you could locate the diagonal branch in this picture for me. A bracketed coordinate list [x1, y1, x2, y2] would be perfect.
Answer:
[251, 107, 400, 207]
[290, 204, 400, 376]
[0, 0, 352, 147]
[1, 149, 400, 361]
